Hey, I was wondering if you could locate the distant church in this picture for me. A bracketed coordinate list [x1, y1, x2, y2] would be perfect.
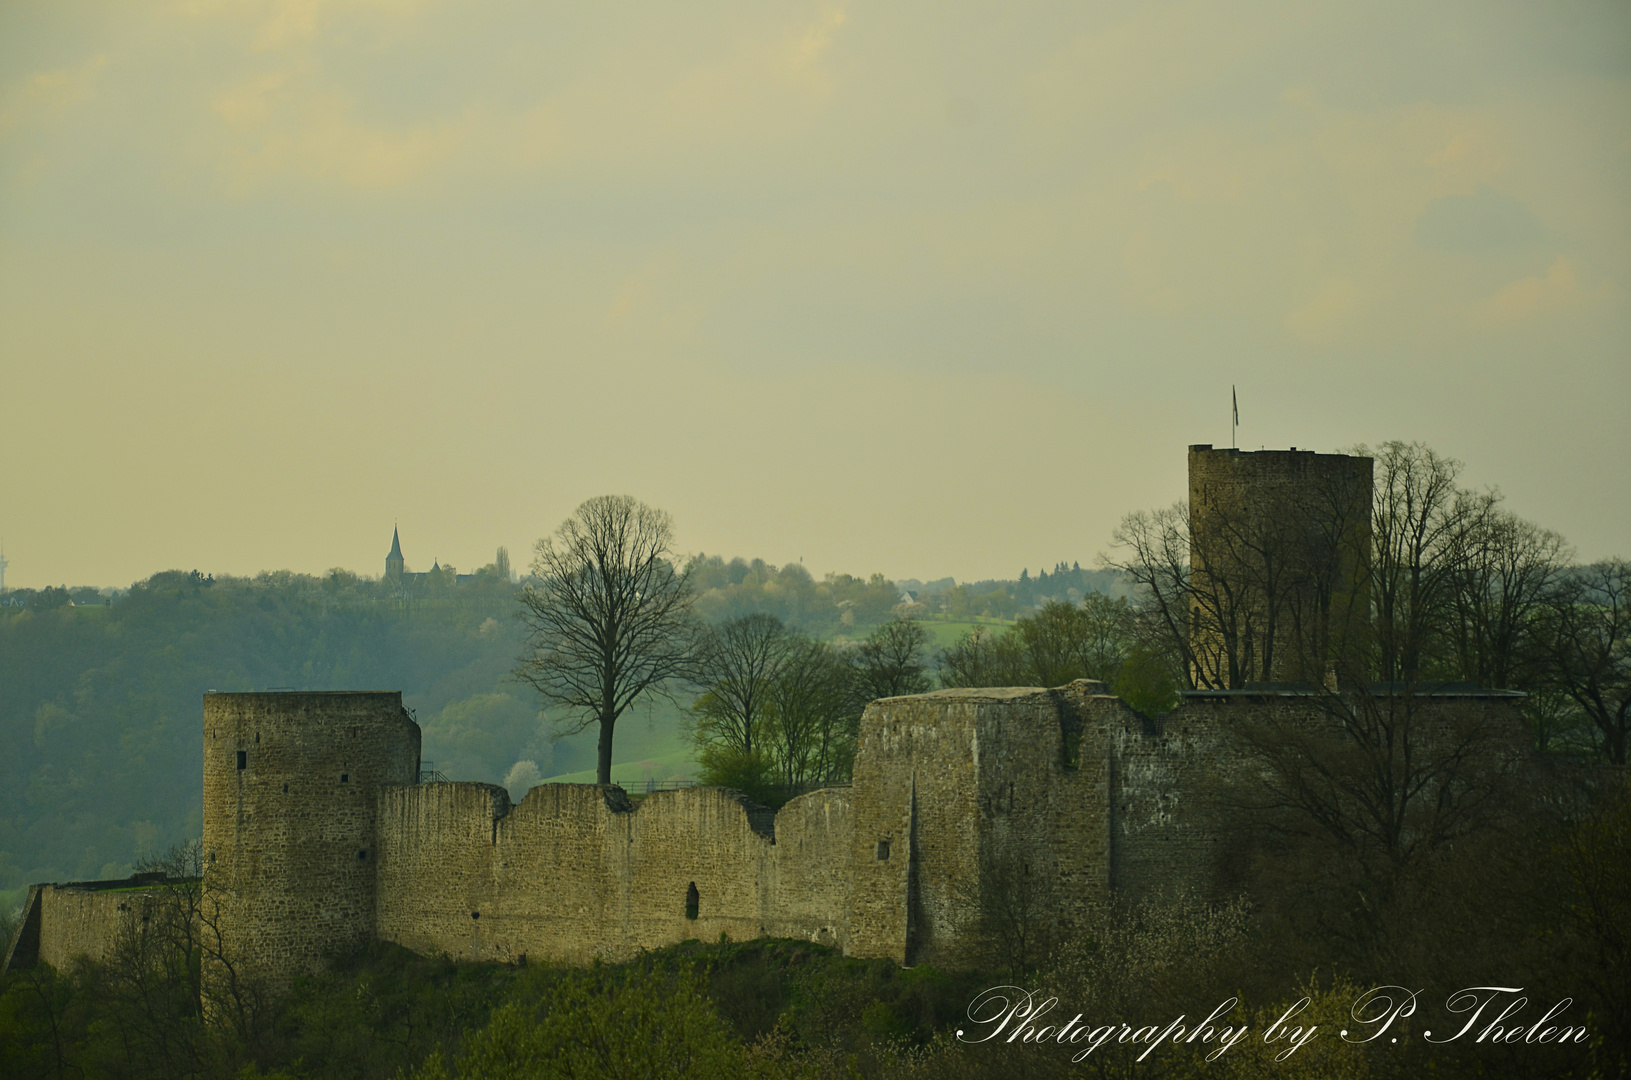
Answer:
[384, 526, 467, 587]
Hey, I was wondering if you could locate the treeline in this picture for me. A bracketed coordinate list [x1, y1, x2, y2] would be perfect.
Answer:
[0, 562, 545, 900]
[684, 556, 1126, 631]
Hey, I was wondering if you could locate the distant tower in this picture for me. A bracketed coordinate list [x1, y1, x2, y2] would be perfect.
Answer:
[1187, 445, 1373, 689]
[385, 527, 405, 579]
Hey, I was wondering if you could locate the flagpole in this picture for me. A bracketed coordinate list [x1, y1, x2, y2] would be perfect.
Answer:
[1231, 385, 1238, 449]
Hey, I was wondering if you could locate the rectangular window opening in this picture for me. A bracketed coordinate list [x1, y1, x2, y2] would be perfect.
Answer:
[875, 840, 890, 861]
[236, 751, 247, 770]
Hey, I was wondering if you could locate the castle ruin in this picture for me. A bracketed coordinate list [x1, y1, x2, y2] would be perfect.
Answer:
[4, 446, 1530, 985]
[6, 680, 1525, 985]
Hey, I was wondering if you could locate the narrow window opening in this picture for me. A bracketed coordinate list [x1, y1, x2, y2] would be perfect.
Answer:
[282, 783, 288, 794]
[255, 732, 260, 744]
[340, 773, 349, 783]
[236, 751, 246, 770]
[357, 849, 367, 861]
[684, 882, 699, 920]
[875, 840, 891, 861]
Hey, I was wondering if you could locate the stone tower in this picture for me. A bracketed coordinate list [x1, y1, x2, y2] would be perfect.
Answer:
[202, 692, 420, 987]
[385, 527, 405, 579]
[1187, 445, 1373, 688]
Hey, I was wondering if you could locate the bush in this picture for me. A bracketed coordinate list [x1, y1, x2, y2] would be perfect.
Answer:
[411, 964, 743, 1080]
[694, 746, 780, 807]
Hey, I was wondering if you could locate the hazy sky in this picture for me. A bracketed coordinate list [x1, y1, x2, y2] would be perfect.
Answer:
[2, 0, 1627, 589]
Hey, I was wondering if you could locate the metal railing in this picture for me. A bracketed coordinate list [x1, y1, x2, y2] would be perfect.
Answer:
[638, 779, 697, 794]
[631, 779, 852, 798]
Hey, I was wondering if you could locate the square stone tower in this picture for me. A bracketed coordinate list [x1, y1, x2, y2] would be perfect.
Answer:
[202, 692, 420, 988]
[1187, 446, 1373, 689]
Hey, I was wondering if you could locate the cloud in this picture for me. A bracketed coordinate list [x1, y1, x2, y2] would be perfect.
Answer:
[545, 4, 851, 172]
[1284, 278, 1364, 343]
[173, 0, 429, 53]
[211, 66, 472, 190]
[1415, 186, 1547, 254]
[1470, 256, 1613, 325]
[192, 3, 851, 190]
[0, 54, 109, 139]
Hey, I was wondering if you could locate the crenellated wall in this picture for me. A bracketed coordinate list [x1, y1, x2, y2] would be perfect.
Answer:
[373, 780, 854, 964]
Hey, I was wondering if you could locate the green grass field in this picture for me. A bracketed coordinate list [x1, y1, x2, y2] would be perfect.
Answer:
[540, 744, 697, 786]
[916, 617, 1013, 648]
[540, 699, 698, 784]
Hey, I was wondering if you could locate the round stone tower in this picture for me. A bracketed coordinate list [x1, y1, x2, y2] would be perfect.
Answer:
[202, 692, 420, 987]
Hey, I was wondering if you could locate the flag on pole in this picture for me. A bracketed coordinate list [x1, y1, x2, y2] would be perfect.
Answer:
[1232, 385, 1238, 426]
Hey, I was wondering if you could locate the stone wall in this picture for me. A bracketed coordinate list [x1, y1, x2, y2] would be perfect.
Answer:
[8, 683, 1533, 986]
[35, 886, 130, 967]
[373, 780, 853, 965]
[847, 683, 1118, 968]
[1098, 694, 1244, 902]
[3, 880, 186, 972]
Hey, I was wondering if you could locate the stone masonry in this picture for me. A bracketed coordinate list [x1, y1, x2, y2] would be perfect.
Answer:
[6, 682, 1527, 986]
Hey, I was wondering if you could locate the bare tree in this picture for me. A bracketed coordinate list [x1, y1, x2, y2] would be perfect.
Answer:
[1538, 559, 1631, 764]
[1236, 688, 1525, 876]
[953, 849, 1053, 978]
[1362, 441, 1479, 684]
[937, 625, 1029, 689]
[100, 844, 209, 1077]
[1105, 502, 1199, 686]
[515, 496, 697, 785]
[764, 638, 855, 788]
[689, 613, 795, 760]
[1442, 507, 1570, 690]
[851, 618, 932, 700]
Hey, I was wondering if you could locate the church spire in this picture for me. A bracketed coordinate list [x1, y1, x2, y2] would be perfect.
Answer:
[385, 525, 405, 579]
